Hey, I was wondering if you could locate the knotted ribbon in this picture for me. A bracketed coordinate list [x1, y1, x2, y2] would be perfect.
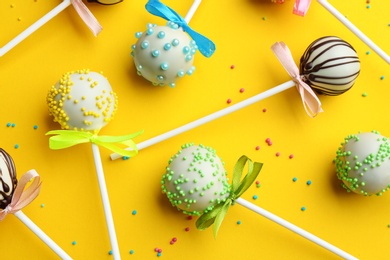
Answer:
[196, 156, 263, 238]
[293, 0, 312, 16]
[271, 42, 323, 117]
[46, 130, 143, 157]
[72, 0, 103, 36]
[0, 170, 42, 221]
[145, 0, 215, 57]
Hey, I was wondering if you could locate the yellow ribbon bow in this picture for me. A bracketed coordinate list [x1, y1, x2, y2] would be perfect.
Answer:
[46, 130, 143, 158]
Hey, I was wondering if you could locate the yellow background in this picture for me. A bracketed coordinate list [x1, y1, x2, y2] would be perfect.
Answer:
[1, 0, 389, 259]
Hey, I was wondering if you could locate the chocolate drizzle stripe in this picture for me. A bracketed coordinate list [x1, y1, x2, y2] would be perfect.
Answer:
[0, 148, 17, 209]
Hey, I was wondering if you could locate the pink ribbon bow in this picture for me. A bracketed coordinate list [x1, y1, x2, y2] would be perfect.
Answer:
[293, 0, 312, 16]
[271, 42, 323, 117]
[0, 170, 42, 221]
[72, 0, 103, 36]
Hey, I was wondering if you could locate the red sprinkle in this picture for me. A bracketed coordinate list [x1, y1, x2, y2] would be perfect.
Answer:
[187, 216, 193, 220]
[276, 152, 280, 157]
[172, 237, 177, 242]
[265, 138, 270, 143]
[230, 65, 235, 69]
[289, 154, 294, 159]
[239, 88, 245, 93]
[255, 146, 260, 150]
[262, 108, 267, 112]
[227, 98, 232, 104]
[185, 227, 190, 231]
[170, 241, 174, 245]
[267, 141, 273, 146]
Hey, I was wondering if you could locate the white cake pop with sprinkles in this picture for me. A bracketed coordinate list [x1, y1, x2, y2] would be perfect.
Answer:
[161, 143, 230, 215]
[47, 69, 118, 133]
[131, 22, 197, 87]
[334, 131, 390, 196]
[300, 36, 360, 96]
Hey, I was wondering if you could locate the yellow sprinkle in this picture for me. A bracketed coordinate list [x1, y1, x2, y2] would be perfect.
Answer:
[17, 17, 22, 21]
[82, 96, 86, 100]
[74, 100, 79, 104]
[88, 78, 92, 82]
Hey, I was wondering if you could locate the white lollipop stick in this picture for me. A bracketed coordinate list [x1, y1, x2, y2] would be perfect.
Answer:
[184, 0, 202, 23]
[235, 198, 357, 259]
[110, 80, 296, 160]
[91, 144, 121, 260]
[317, 0, 390, 64]
[0, 0, 72, 57]
[13, 210, 72, 260]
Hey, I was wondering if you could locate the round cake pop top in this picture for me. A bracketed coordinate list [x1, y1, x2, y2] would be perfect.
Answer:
[131, 22, 197, 87]
[334, 131, 390, 196]
[161, 143, 230, 216]
[47, 70, 118, 133]
[300, 36, 360, 96]
[0, 149, 17, 209]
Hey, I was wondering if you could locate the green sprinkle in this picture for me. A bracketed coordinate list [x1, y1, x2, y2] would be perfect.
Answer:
[362, 92, 368, 97]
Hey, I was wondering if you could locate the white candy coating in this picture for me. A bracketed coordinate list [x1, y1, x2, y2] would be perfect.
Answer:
[300, 36, 360, 96]
[161, 144, 230, 215]
[335, 132, 390, 196]
[47, 70, 117, 133]
[131, 22, 197, 87]
[0, 149, 17, 209]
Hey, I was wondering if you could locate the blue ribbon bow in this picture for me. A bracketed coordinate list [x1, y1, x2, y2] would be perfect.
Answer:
[145, 0, 216, 58]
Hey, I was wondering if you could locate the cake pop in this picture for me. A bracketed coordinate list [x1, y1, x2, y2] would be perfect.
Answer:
[161, 143, 357, 259]
[0, 148, 71, 259]
[47, 69, 117, 132]
[47, 69, 142, 260]
[300, 36, 360, 96]
[131, 0, 215, 87]
[111, 36, 360, 160]
[334, 131, 390, 196]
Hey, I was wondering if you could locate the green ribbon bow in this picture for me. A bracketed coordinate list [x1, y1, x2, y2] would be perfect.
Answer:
[196, 155, 263, 238]
[46, 130, 143, 157]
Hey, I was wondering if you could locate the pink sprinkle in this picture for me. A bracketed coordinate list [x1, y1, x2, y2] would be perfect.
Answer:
[239, 88, 245, 93]
[172, 237, 177, 242]
[154, 248, 159, 252]
[185, 227, 190, 231]
[267, 141, 273, 146]
[187, 216, 193, 220]
[289, 154, 294, 159]
[276, 152, 280, 157]
[227, 98, 232, 104]
[157, 249, 162, 253]
[255, 146, 260, 150]
[230, 65, 235, 69]
[262, 108, 267, 112]
[265, 138, 270, 143]
[255, 180, 260, 185]
[170, 241, 174, 245]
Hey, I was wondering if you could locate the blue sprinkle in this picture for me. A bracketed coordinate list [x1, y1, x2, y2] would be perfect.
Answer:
[33, 125, 38, 130]
[108, 250, 113, 255]
[380, 76, 385, 80]
[14, 144, 19, 149]
[237, 220, 241, 225]
[306, 180, 312, 185]
[129, 250, 134, 255]
[292, 177, 297, 182]
[41, 203, 45, 208]
[132, 210, 137, 215]
[366, 51, 370, 55]
[123, 156, 130, 160]
[253, 195, 258, 200]
[72, 241, 76, 245]
[6, 122, 11, 127]
[157, 252, 162, 257]
[366, 4, 370, 9]
[11, 123, 15, 127]
[301, 206, 306, 211]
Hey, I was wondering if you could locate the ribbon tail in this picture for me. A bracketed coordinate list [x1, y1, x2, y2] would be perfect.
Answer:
[296, 82, 324, 117]
[293, 0, 312, 16]
[145, 0, 183, 22]
[0, 210, 8, 221]
[231, 156, 263, 198]
[71, 0, 103, 36]
[185, 27, 216, 58]
[46, 130, 91, 150]
[211, 200, 231, 239]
